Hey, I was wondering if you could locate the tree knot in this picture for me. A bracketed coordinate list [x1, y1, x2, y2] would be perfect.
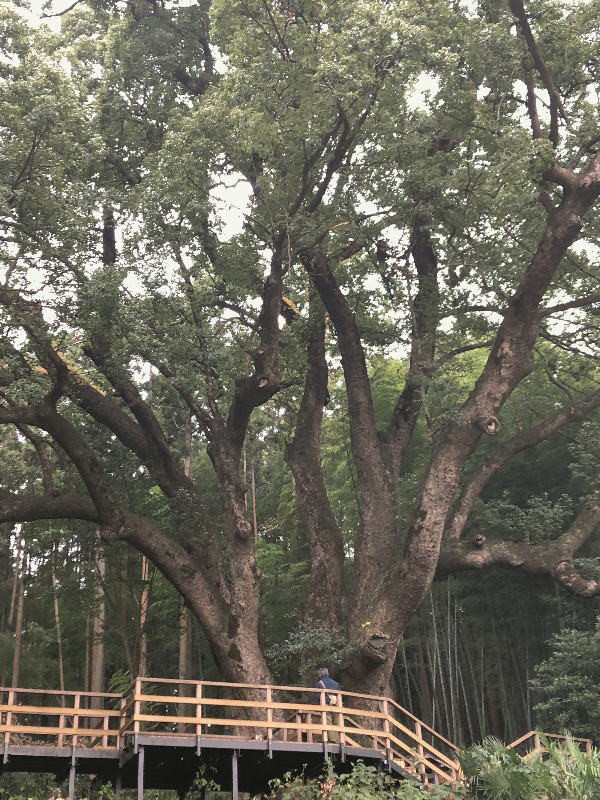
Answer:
[477, 415, 501, 435]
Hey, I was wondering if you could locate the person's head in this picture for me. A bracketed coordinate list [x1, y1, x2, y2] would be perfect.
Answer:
[317, 667, 329, 678]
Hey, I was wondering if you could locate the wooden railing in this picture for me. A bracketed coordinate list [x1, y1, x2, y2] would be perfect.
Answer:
[1, 678, 461, 784]
[0, 686, 122, 750]
[508, 730, 593, 759]
[11, 680, 593, 786]
[2, 680, 594, 790]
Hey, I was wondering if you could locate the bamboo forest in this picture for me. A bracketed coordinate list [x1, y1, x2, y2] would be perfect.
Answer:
[1, 0, 599, 796]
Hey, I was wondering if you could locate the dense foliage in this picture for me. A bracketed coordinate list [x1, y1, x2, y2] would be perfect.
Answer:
[532, 620, 600, 740]
[266, 740, 600, 799]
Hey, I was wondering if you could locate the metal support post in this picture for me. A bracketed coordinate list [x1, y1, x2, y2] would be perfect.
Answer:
[137, 746, 145, 800]
[68, 758, 76, 800]
[231, 750, 239, 800]
[114, 769, 122, 799]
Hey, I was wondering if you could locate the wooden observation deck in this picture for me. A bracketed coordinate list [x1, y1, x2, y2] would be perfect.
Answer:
[1, 677, 460, 796]
[1, 678, 592, 797]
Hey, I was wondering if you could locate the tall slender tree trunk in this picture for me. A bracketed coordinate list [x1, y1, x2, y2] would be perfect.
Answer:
[178, 418, 194, 728]
[178, 604, 193, 730]
[51, 549, 66, 699]
[8, 537, 22, 627]
[84, 614, 90, 693]
[11, 553, 25, 688]
[90, 549, 106, 708]
[415, 636, 433, 727]
[139, 556, 149, 676]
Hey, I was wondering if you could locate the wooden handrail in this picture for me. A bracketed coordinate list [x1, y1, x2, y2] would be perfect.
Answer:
[508, 730, 593, 754]
[386, 697, 459, 752]
[0, 687, 121, 699]
[0, 679, 461, 784]
[1, 704, 121, 717]
[3, 678, 589, 787]
[507, 730, 537, 749]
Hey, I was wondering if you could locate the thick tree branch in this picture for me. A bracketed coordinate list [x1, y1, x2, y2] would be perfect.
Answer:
[224, 238, 287, 460]
[285, 297, 344, 629]
[508, 0, 569, 134]
[384, 215, 440, 471]
[84, 341, 191, 495]
[540, 293, 600, 317]
[439, 492, 600, 597]
[35, 401, 126, 527]
[0, 402, 38, 425]
[436, 340, 494, 365]
[300, 248, 395, 638]
[388, 159, 600, 651]
[446, 388, 600, 540]
[0, 490, 99, 523]
[0, 378, 128, 530]
[16, 425, 54, 493]
[300, 250, 390, 494]
[0, 287, 188, 497]
[524, 74, 543, 139]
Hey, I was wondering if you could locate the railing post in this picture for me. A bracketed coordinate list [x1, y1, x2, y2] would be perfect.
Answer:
[320, 690, 327, 745]
[414, 720, 425, 774]
[295, 711, 302, 743]
[102, 698, 109, 749]
[72, 694, 80, 750]
[134, 677, 142, 746]
[5, 689, 14, 754]
[195, 682, 202, 742]
[338, 694, 345, 747]
[58, 710, 65, 749]
[266, 686, 273, 744]
[117, 696, 126, 750]
[533, 732, 541, 752]
[382, 699, 391, 765]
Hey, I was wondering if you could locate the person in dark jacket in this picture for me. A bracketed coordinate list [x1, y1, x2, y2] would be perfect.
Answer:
[315, 667, 340, 743]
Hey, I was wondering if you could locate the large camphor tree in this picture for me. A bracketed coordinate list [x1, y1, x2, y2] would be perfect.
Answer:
[1, 0, 599, 698]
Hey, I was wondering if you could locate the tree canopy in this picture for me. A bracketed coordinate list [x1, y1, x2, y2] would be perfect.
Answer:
[1, 0, 599, 697]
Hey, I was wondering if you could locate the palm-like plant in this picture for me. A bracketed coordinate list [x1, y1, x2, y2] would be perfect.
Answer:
[459, 735, 600, 799]
[542, 736, 600, 800]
